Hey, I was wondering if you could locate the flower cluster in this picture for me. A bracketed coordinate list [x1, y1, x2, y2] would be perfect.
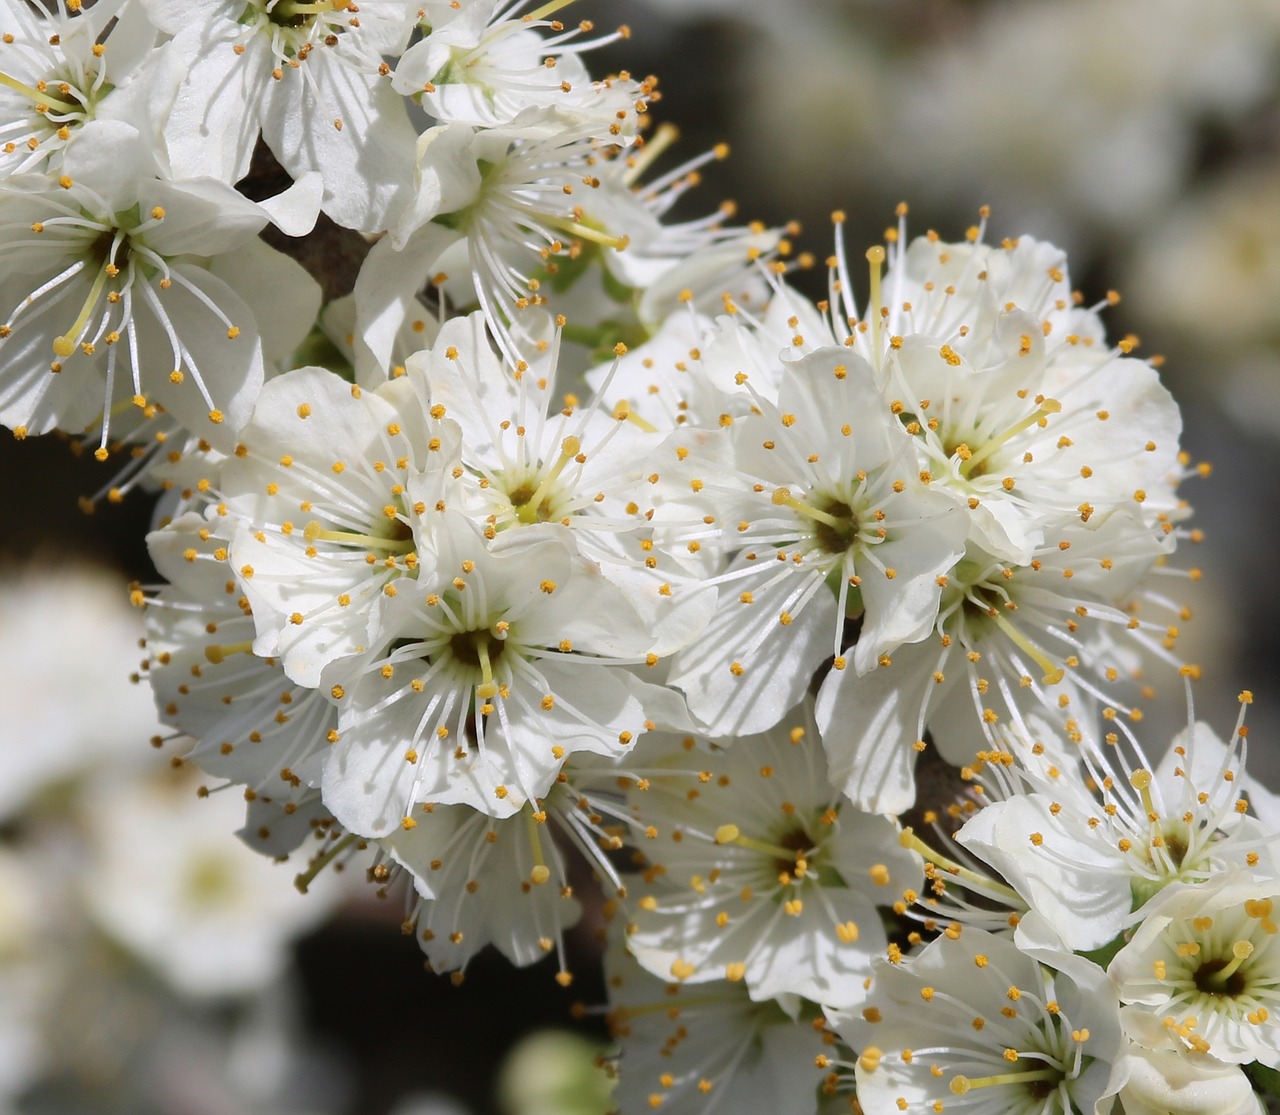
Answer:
[3, 3, 1277, 1114]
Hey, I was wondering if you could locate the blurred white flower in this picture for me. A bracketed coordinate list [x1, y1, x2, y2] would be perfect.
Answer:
[0, 563, 161, 822]
[79, 764, 337, 999]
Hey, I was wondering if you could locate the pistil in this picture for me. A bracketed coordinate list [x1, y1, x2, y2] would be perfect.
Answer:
[272, 0, 345, 17]
[474, 633, 498, 700]
[526, 0, 581, 22]
[303, 521, 416, 554]
[525, 807, 551, 885]
[294, 832, 357, 894]
[986, 609, 1065, 684]
[204, 640, 255, 664]
[899, 827, 1022, 902]
[1199, 939, 1255, 990]
[772, 487, 846, 532]
[542, 215, 630, 251]
[53, 260, 111, 357]
[950, 1068, 1060, 1095]
[518, 435, 580, 524]
[0, 72, 78, 113]
[959, 399, 1062, 478]
[714, 823, 803, 863]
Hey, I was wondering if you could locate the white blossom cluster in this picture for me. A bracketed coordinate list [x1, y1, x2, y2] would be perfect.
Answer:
[3, 2, 1279, 1113]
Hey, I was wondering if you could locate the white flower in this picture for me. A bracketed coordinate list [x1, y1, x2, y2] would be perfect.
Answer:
[1106, 1036, 1264, 1115]
[954, 697, 1279, 951]
[666, 344, 966, 739]
[78, 764, 337, 1000]
[0, 0, 183, 178]
[221, 364, 461, 688]
[847, 927, 1121, 1115]
[1109, 874, 1280, 1067]
[390, 117, 635, 361]
[141, 0, 419, 232]
[816, 504, 1178, 813]
[320, 511, 660, 833]
[0, 141, 319, 450]
[382, 748, 668, 980]
[385, 116, 757, 364]
[624, 701, 921, 1011]
[381, 791, 584, 981]
[409, 311, 714, 654]
[145, 511, 341, 855]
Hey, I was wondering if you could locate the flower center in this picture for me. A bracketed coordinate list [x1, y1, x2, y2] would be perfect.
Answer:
[264, 0, 341, 29]
[1193, 956, 1248, 998]
[447, 628, 507, 675]
[504, 478, 559, 525]
[772, 487, 861, 557]
[811, 496, 859, 555]
[496, 435, 580, 527]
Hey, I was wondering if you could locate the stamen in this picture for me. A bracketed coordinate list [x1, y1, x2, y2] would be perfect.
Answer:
[899, 827, 1022, 902]
[960, 399, 1062, 478]
[866, 245, 885, 374]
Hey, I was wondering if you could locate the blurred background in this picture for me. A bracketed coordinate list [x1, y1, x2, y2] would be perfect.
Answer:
[2, 1, 1279, 1112]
